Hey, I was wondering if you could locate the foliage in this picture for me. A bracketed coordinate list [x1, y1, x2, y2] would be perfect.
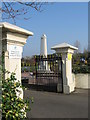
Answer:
[1, 70, 33, 119]
[74, 40, 81, 53]
[21, 56, 36, 73]
[72, 64, 89, 74]
[21, 66, 36, 73]
[72, 52, 89, 74]
[0, 65, 2, 119]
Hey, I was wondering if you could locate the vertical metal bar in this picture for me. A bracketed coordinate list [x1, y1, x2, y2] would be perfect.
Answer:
[58, 59, 59, 84]
[61, 58, 63, 93]
[52, 57, 54, 71]
[35, 56, 37, 81]
[40, 56, 41, 70]
[50, 60, 51, 71]
[38, 56, 39, 70]
[45, 60, 47, 70]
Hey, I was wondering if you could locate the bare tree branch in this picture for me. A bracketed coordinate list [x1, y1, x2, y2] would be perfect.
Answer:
[0, 1, 48, 23]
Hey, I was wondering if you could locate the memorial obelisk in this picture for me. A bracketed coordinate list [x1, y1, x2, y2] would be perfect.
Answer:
[40, 34, 48, 70]
[40, 34, 47, 57]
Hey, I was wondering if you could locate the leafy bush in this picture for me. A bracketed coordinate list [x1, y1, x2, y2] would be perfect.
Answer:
[2, 71, 33, 119]
[72, 64, 89, 74]
[72, 52, 89, 74]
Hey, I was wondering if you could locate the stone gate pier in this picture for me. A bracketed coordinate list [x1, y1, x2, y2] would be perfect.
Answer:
[51, 43, 78, 94]
[0, 22, 33, 98]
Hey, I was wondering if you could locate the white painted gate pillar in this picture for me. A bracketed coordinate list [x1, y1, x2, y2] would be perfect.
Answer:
[0, 22, 33, 98]
[51, 43, 78, 94]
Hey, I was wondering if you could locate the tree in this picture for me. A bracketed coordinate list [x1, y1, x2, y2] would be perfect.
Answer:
[83, 47, 88, 60]
[83, 47, 88, 53]
[74, 40, 81, 53]
[1, 1, 48, 23]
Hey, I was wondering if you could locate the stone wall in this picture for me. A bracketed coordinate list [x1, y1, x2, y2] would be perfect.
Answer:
[74, 74, 90, 89]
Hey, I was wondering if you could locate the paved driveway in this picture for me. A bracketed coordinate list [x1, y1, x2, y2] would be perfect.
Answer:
[24, 89, 88, 118]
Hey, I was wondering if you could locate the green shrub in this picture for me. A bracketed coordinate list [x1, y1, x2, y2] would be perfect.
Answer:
[72, 64, 89, 74]
[2, 71, 33, 119]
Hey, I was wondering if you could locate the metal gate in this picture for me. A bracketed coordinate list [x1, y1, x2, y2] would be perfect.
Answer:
[35, 54, 63, 92]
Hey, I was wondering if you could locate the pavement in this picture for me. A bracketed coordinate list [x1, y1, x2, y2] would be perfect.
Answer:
[24, 89, 88, 119]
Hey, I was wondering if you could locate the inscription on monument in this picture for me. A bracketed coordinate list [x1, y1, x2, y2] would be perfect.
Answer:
[9, 45, 22, 59]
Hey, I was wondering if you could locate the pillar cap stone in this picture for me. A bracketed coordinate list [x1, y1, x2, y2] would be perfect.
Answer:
[0, 22, 33, 36]
[51, 42, 78, 50]
[51, 42, 78, 54]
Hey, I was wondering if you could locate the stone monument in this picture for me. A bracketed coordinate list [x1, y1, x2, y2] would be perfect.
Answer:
[40, 34, 48, 70]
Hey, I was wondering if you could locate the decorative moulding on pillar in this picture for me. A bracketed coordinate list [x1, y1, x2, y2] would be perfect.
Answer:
[51, 42, 78, 54]
[0, 22, 33, 98]
[0, 22, 33, 46]
[51, 42, 78, 94]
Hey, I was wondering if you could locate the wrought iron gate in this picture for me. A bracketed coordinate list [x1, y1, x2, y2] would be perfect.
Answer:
[35, 54, 63, 92]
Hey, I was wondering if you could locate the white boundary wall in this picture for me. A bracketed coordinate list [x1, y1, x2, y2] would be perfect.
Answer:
[74, 74, 90, 89]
